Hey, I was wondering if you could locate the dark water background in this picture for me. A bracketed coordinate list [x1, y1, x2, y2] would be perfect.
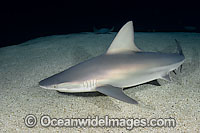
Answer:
[0, 1, 199, 48]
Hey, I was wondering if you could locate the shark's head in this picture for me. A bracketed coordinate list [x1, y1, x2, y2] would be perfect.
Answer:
[39, 75, 65, 90]
[39, 71, 97, 92]
[39, 78, 83, 92]
[39, 73, 76, 90]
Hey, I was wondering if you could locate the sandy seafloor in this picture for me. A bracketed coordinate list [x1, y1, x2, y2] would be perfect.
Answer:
[0, 32, 199, 132]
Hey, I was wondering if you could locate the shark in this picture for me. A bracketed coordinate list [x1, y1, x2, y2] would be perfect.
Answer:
[39, 21, 185, 104]
[93, 26, 114, 34]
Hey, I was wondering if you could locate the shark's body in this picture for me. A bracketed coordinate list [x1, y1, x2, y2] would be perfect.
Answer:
[39, 21, 185, 104]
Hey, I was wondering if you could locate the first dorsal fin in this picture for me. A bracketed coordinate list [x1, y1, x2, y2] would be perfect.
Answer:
[106, 21, 141, 54]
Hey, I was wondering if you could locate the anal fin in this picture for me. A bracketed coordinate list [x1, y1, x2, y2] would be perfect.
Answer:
[96, 85, 138, 104]
[161, 74, 171, 82]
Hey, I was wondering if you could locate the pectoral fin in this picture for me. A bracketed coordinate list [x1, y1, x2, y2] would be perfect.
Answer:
[96, 85, 138, 104]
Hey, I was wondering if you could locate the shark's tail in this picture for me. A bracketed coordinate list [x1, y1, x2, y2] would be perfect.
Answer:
[175, 39, 184, 56]
[175, 39, 184, 72]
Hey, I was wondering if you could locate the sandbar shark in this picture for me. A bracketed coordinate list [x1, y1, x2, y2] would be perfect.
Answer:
[39, 21, 185, 104]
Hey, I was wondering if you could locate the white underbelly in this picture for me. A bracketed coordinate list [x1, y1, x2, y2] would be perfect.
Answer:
[56, 80, 98, 93]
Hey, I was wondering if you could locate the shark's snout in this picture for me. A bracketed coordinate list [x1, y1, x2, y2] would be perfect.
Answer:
[39, 77, 57, 89]
[39, 79, 47, 87]
[39, 73, 62, 87]
[39, 79, 51, 89]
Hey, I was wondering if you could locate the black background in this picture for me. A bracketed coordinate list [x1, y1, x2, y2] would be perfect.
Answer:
[0, 1, 199, 48]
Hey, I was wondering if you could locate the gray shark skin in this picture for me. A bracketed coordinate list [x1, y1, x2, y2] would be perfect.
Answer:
[39, 21, 185, 104]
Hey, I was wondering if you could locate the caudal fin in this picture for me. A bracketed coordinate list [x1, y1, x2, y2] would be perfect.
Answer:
[175, 39, 184, 56]
[175, 39, 184, 72]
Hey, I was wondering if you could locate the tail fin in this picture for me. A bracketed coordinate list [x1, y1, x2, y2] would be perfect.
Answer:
[175, 39, 184, 56]
[175, 39, 184, 73]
